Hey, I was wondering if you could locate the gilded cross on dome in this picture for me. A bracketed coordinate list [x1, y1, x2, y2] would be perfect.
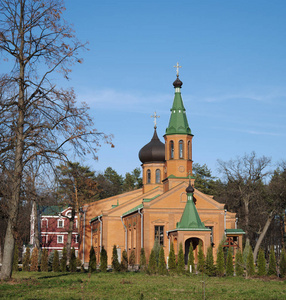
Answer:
[151, 111, 160, 129]
[174, 62, 182, 77]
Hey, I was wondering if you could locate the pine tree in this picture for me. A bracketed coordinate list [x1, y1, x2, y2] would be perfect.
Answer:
[23, 248, 30, 271]
[100, 246, 108, 272]
[187, 243, 195, 274]
[226, 248, 234, 276]
[177, 243, 185, 274]
[147, 248, 157, 274]
[13, 244, 19, 272]
[246, 247, 255, 277]
[268, 246, 277, 276]
[30, 248, 39, 272]
[216, 244, 225, 277]
[205, 246, 215, 276]
[112, 245, 120, 272]
[120, 250, 128, 271]
[60, 247, 67, 272]
[158, 247, 167, 275]
[70, 248, 77, 272]
[279, 248, 286, 278]
[53, 250, 60, 272]
[168, 242, 176, 272]
[197, 242, 205, 273]
[41, 249, 48, 272]
[257, 248, 266, 276]
[88, 246, 97, 273]
[139, 248, 147, 272]
[129, 250, 136, 271]
[235, 251, 244, 277]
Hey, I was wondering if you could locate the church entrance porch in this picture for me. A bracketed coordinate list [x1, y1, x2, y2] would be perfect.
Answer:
[184, 237, 201, 264]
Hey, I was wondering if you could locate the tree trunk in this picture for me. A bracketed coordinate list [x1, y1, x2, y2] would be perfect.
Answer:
[66, 208, 75, 263]
[33, 201, 40, 250]
[253, 212, 274, 262]
[0, 3, 25, 279]
[243, 196, 250, 244]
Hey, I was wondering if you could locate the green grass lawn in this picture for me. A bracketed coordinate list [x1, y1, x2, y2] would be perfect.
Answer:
[1, 272, 286, 300]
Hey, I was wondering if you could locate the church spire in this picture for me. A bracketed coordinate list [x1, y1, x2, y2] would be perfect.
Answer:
[165, 63, 192, 136]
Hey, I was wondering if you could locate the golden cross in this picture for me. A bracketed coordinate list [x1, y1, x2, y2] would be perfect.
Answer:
[151, 111, 160, 129]
[174, 62, 182, 77]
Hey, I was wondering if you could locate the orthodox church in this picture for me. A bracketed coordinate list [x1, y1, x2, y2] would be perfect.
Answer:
[79, 66, 244, 266]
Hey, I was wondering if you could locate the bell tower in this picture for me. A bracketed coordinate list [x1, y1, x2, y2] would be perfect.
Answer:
[163, 63, 194, 189]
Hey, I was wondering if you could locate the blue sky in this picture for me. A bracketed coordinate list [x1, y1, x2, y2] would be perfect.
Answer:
[62, 0, 286, 178]
[3, 0, 283, 178]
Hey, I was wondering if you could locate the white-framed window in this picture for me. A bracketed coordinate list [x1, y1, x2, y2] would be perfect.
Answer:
[57, 219, 64, 228]
[57, 235, 64, 244]
[41, 219, 48, 228]
[74, 235, 79, 243]
[66, 211, 71, 217]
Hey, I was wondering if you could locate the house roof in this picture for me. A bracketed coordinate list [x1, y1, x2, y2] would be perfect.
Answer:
[176, 191, 206, 230]
[39, 206, 68, 216]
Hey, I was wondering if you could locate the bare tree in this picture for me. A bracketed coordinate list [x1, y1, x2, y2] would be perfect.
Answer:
[218, 152, 271, 244]
[0, 0, 111, 280]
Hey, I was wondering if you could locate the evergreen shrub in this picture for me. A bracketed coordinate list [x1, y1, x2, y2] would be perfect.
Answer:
[120, 250, 128, 272]
[30, 248, 39, 272]
[139, 248, 147, 272]
[187, 243, 195, 274]
[100, 246, 108, 272]
[168, 242, 176, 272]
[112, 245, 120, 272]
[257, 248, 266, 276]
[52, 250, 60, 272]
[89, 246, 97, 273]
[23, 247, 30, 272]
[268, 246, 277, 276]
[235, 251, 244, 277]
[177, 243, 185, 274]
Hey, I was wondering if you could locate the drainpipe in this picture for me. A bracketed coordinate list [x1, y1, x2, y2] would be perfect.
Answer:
[121, 216, 127, 250]
[138, 208, 144, 249]
[98, 215, 103, 252]
[166, 231, 170, 269]
[83, 210, 86, 263]
[224, 209, 227, 236]
[90, 220, 93, 247]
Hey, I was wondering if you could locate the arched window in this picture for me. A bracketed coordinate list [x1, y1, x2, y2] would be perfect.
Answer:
[170, 141, 174, 159]
[155, 169, 161, 183]
[147, 169, 151, 184]
[179, 140, 184, 159]
[188, 141, 191, 160]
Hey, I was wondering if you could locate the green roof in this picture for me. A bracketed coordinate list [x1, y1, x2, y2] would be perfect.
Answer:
[143, 194, 161, 202]
[90, 214, 103, 223]
[39, 206, 66, 216]
[176, 193, 206, 230]
[165, 90, 192, 135]
[122, 204, 143, 217]
[225, 229, 245, 235]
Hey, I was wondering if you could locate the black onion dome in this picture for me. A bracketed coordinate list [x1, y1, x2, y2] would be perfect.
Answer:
[186, 183, 194, 194]
[173, 76, 183, 88]
[139, 128, 165, 163]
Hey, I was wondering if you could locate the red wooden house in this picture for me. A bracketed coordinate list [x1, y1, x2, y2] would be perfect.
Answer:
[30, 204, 79, 256]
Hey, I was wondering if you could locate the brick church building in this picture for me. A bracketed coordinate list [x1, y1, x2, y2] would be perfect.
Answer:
[79, 68, 244, 266]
